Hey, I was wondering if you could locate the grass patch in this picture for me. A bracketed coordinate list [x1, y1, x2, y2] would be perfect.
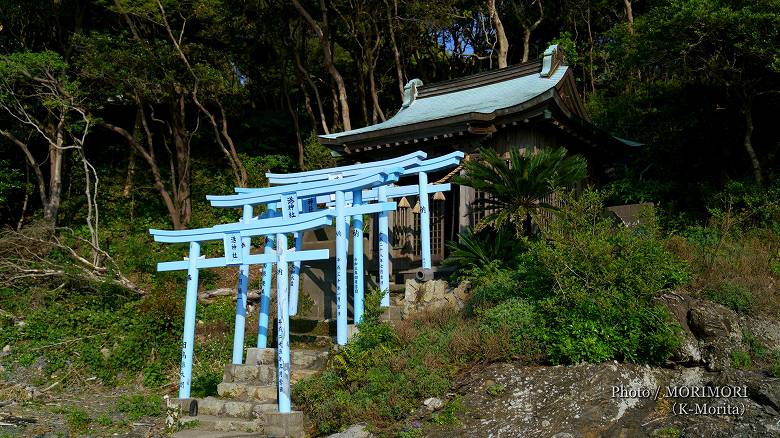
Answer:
[116, 394, 163, 420]
[704, 282, 753, 313]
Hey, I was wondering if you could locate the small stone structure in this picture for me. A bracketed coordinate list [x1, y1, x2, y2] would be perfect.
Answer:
[399, 279, 470, 318]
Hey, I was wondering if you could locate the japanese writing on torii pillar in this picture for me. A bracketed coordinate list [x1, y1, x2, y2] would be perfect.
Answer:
[286, 195, 297, 218]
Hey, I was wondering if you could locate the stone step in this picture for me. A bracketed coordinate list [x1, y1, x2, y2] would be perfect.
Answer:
[224, 364, 320, 386]
[290, 333, 333, 348]
[197, 396, 277, 419]
[245, 348, 328, 370]
[180, 412, 304, 438]
[217, 382, 277, 401]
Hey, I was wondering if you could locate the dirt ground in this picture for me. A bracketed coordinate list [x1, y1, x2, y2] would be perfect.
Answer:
[1, 360, 168, 438]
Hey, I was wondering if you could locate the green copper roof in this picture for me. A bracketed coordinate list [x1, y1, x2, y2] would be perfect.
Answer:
[321, 65, 569, 142]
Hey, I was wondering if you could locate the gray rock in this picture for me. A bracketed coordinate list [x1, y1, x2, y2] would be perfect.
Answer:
[327, 424, 372, 438]
[423, 397, 444, 411]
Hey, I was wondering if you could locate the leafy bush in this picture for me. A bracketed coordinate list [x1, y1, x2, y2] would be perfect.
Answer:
[464, 190, 686, 365]
[444, 226, 524, 273]
[294, 309, 472, 434]
[479, 298, 541, 357]
[461, 261, 523, 312]
[705, 282, 753, 313]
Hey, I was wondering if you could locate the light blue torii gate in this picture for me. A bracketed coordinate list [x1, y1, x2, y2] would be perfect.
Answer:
[257, 151, 465, 310]
[149, 210, 335, 412]
[208, 170, 403, 348]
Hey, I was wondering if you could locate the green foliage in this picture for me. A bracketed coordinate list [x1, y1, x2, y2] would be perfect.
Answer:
[549, 31, 578, 66]
[241, 153, 296, 188]
[115, 394, 163, 420]
[453, 147, 587, 235]
[486, 382, 506, 397]
[479, 298, 541, 357]
[303, 131, 337, 171]
[0, 279, 182, 387]
[532, 191, 685, 364]
[460, 190, 686, 365]
[444, 225, 524, 273]
[0, 159, 23, 205]
[191, 369, 222, 398]
[294, 316, 453, 434]
[362, 287, 386, 324]
[430, 398, 462, 426]
[705, 282, 753, 313]
[709, 180, 780, 232]
[142, 361, 167, 388]
[461, 261, 523, 312]
[64, 407, 91, 433]
[198, 296, 234, 323]
[731, 350, 752, 369]
[652, 427, 682, 438]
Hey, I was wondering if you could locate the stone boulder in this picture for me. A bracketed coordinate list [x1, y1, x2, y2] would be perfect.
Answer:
[401, 279, 470, 318]
[423, 362, 780, 438]
[655, 292, 745, 371]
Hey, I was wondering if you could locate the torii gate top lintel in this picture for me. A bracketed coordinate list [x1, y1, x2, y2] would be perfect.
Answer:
[264, 150, 427, 184]
[207, 168, 405, 208]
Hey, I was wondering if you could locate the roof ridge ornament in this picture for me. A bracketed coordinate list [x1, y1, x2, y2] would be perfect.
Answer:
[402, 78, 424, 108]
[540, 44, 565, 78]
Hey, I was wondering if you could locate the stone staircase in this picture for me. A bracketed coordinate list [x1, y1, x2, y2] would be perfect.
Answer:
[168, 301, 405, 437]
[169, 347, 328, 437]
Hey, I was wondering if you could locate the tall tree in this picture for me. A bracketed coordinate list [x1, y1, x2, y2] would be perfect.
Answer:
[487, 0, 509, 68]
[292, 0, 352, 131]
[0, 52, 81, 223]
[512, 0, 544, 63]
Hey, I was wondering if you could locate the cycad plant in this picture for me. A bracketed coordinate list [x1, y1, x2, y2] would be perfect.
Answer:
[443, 225, 522, 271]
[454, 147, 587, 235]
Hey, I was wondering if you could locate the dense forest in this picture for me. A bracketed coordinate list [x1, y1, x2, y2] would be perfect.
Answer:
[0, 0, 779, 233]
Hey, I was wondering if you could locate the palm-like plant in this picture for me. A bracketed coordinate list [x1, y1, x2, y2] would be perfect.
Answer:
[454, 147, 587, 234]
[443, 225, 522, 271]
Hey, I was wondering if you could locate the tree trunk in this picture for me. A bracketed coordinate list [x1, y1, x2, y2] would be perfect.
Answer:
[123, 109, 142, 197]
[623, 0, 634, 35]
[44, 118, 66, 223]
[357, 62, 369, 127]
[330, 79, 341, 132]
[384, 0, 405, 100]
[522, 28, 531, 63]
[293, 38, 329, 134]
[743, 105, 763, 186]
[284, 77, 306, 168]
[100, 119, 185, 230]
[586, 6, 595, 92]
[368, 64, 386, 123]
[292, 0, 351, 131]
[488, 0, 509, 68]
[170, 97, 192, 227]
[1, 130, 50, 222]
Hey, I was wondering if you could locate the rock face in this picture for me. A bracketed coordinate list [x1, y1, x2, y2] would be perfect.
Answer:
[655, 293, 746, 371]
[425, 362, 780, 438]
[400, 279, 470, 318]
[420, 293, 780, 437]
